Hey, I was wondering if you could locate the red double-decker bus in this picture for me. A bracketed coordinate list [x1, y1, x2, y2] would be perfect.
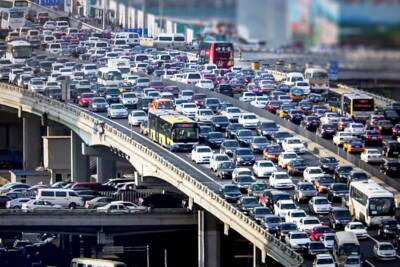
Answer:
[198, 41, 234, 69]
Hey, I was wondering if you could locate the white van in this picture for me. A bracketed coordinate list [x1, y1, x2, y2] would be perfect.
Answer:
[133, 54, 149, 63]
[153, 33, 186, 49]
[46, 43, 62, 55]
[284, 72, 304, 87]
[36, 188, 84, 209]
[94, 41, 108, 49]
[114, 32, 140, 46]
[181, 72, 202, 85]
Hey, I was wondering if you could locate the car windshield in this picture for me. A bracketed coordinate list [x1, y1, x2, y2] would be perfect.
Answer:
[299, 184, 314, 190]
[291, 211, 306, 217]
[304, 219, 320, 225]
[224, 185, 240, 193]
[320, 157, 338, 163]
[342, 244, 360, 256]
[275, 173, 289, 179]
[281, 203, 296, 209]
[220, 162, 235, 169]
[259, 162, 274, 167]
[242, 197, 258, 205]
[314, 198, 329, 205]
[266, 217, 281, 223]
[309, 168, 322, 174]
[253, 137, 267, 144]
[287, 139, 301, 144]
[237, 149, 252, 156]
[317, 258, 334, 264]
[238, 176, 254, 183]
[379, 244, 394, 250]
[350, 224, 364, 229]
[338, 166, 352, 173]
[198, 147, 212, 153]
[255, 208, 271, 215]
[208, 132, 224, 139]
[319, 176, 334, 184]
[238, 130, 253, 137]
[215, 155, 229, 161]
[251, 183, 268, 191]
[276, 132, 291, 138]
[352, 172, 368, 180]
[281, 223, 297, 231]
[214, 116, 228, 122]
[292, 233, 308, 239]
[333, 184, 348, 191]
[310, 242, 325, 249]
[283, 154, 297, 159]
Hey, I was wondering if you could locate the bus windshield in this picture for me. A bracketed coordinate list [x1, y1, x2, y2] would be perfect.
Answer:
[14, 0, 28, 7]
[10, 11, 24, 18]
[173, 124, 198, 142]
[12, 46, 31, 58]
[340, 244, 360, 256]
[369, 198, 394, 216]
[353, 99, 374, 112]
[104, 71, 121, 80]
[0, 1, 12, 8]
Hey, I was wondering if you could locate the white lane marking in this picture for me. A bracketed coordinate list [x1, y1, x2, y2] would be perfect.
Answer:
[367, 235, 378, 243]
[70, 104, 223, 187]
[364, 260, 376, 267]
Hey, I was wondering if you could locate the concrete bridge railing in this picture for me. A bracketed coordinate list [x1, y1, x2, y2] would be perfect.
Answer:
[0, 83, 303, 267]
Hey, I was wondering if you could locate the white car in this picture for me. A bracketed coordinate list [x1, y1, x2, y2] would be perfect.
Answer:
[320, 233, 335, 251]
[238, 113, 259, 128]
[181, 72, 201, 85]
[278, 152, 298, 169]
[285, 231, 310, 250]
[120, 92, 139, 107]
[269, 172, 294, 189]
[303, 167, 324, 183]
[250, 96, 269, 108]
[277, 95, 292, 104]
[179, 90, 194, 101]
[28, 78, 46, 93]
[373, 242, 397, 260]
[107, 104, 128, 119]
[209, 153, 231, 172]
[333, 132, 355, 146]
[178, 103, 198, 119]
[320, 112, 340, 125]
[252, 160, 277, 178]
[97, 203, 133, 213]
[344, 222, 368, 239]
[195, 109, 214, 123]
[274, 199, 297, 218]
[297, 217, 322, 232]
[195, 79, 214, 90]
[308, 196, 332, 214]
[360, 149, 384, 163]
[294, 81, 311, 95]
[232, 167, 253, 181]
[46, 42, 62, 55]
[128, 110, 147, 126]
[221, 107, 242, 122]
[239, 92, 256, 103]
[285, 209, 308, 225]
[22, 200, 62, 210]
[110, 201, 148, 212]
[191, 146, 213, 164]
[344, 123, 365, 136]
[282, 138, 306, 154]
[5, 197, 31, 209]
[313, 254, 335, 267]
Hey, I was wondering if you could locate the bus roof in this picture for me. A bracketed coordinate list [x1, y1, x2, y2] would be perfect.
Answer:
[350, 180, 393, 198]
[8, 40, 30, 46]
[149, 110, 194, 124]
[335, 232, 359, 246]
[343, 93, 373, 100]
[98, 67, 120, 72]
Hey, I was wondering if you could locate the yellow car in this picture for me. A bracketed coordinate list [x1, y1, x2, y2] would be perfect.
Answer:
[343, 140, 365, 153]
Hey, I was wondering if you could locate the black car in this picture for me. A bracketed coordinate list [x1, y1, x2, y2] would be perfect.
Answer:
[0, 195, 11, 208]
[328, 207, 352, 229]
[327, 183, 348, 202]
[216, 161, 235, 179]
[319, 156, 339, 173]
[238, 196, 261, 214]
[362, 130, 383, 145]
[249, 207, 272, 224]
[271, 131, 293, 144]
[288, 110, 304, 125]
[220, 140, 240, 157]
[236, 129, 256, 146]
[204, 98, 221, 112]
[198, 125, 212, 143]
[382, 140, 400, 158]
[317, 124, 336, 139]
[301, 116, 320, 131]
[204, 132, 225, 148]
[381, 160, 400, 178]
[377, 119, 394, 135]
[225, 123, 244, 139]
[211, 115, 229, 131]
[277, 222, 298, 241]
[216, 83, 233, 97]
[305, 241, 329, 259]
[334, 165, 353, 183]
[384, 109, 400, 124]
[378, 218, 399, 238]
[104, 88, 120, 103]
[257, 121, 279, 139]
[219, 184, 242, 203]
[233, 148, 256, 166]
[345, 170, 369, 187]
[250, 136, 270, 153]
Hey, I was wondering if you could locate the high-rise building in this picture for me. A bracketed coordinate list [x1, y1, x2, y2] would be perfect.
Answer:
[236, 0, 289, 48]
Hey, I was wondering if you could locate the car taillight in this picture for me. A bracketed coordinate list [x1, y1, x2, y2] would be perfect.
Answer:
[377, 136, 383, 139]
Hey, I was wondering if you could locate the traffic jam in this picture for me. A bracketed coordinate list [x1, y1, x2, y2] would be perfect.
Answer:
[2, 13, 400, 267]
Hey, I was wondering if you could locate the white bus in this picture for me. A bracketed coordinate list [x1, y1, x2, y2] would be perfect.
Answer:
[107, 58, 130, 78]
[0, 0, 28, 11]
[5, 40, 31, 64]
[71, 258, 126, 267]
[1, 8, 25, 30]
[348, 180, 395, 226]
[97, 67, 122, 86]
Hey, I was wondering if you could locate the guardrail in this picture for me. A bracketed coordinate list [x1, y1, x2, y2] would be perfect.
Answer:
[0, 208, 185, 215]
[0, 83, 303, 267]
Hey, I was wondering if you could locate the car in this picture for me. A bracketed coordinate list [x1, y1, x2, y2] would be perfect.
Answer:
[78, 92, 95, 107]
[308, 196, 331, 215]
[5, 197, 31, 209]
[271, 131, 293, 144]
[287, 159, 307, 176]
[195, 109, 214, 123]
[327, 183, 349, 202]
[111, 201, 148, 212]
[294, 182, 318, 203]
[277, 222, 298, 241]
[220, 107, 242, 123]
[21, 200, 62, 210]
[333, 132, 355, 146]
[250, 136, 270, 153]
[204, 132, 225, 148]
[360, 149, 384, 163]
[334, 165, 353, 183]
[219, 184, 241, 203]
[220, 139, 240, 157]
[373, 242, 397, 260]
[320, 233, 335, 251]
[285, 231, 310, 251]
[313, 254, 335, 267]
[305, 241, 329, 259]
[28, 77, 46, 93]
[251, 96, 269, 108]
[97, 203, 134, 213]
[263, 144, 283, 162]
[319, 157, 339, 174]
[281, 138, 306, 154]
[344, 222, 368, 239]
[249, 206, 272, 223]
[383, 140, 400, 157]
[344, 123, 365, 136]
[257, 121, 279, 138]
[262, 215, 282, 234]
[381, 160, 400, 178]
[377, 120, 394, 135]
[247, 182, 268, 198]
[231, 167, 253, 181]
[178, 103, 198, 119]
[119, 92, 138, 108]
[258, 189, 291, 209]
[274, 199, 297, 218]
[345, 170, 369, 187]
[233, 148, 256, 166]
[209, 153, 231, 171]
[302, 116, 321, 131]
[89, 97, 109, 112]
[316, 124, 336, 139]
[128, 110, 147, 126]
[253, 160, 277, 178]
[362, 130, 383, 145]
[235, 129, 255, 146]
[297, 216, 322, 233]
[314, 175, 334, 193]
[191, 146, 213, 164]
[303, 167, 324, 183]
[239, 92, 256, 102]
[233, 175, 256, 193]
[278, 152, 298, 169]
[238, 113, 259, 129]
[309, 226, 334, 241]
[216, 161, 235, 179]
[211, 115, 229, 131]
[107, 104, 128, 119]
[238, 196, 261, 214]
[285, 209, 308, 225]
[204, 97, 220, 112]
[84, 196, 113, 209]
[266, 100, 282, 114]
[378, 218, 399, 238]
[269, 172, 294, 189]
[225, 123, 244, 139]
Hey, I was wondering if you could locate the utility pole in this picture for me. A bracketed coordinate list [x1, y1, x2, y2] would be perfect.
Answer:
[102, 0, 107, 30]
[141, 0, 146, 37]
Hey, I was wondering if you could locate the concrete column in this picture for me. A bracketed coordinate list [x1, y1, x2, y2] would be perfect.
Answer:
[70, 131, 89, 182]
[198, 210, 221, 267]
[96, 157, 116, 183]
[253, 245, 263, 267]
[71, 235, 81, 257]
[22, 116, 42, 169]
[47, 125, 69, 136]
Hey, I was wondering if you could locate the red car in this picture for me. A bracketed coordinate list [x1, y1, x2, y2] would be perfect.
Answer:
[78, 92, 95, 107]
[310, 225, 334, 241]
[162, 86, 180, 97]
[192, 93, 207, 107]
[203, 73, 217, 85]
[266, 100, 282, 114]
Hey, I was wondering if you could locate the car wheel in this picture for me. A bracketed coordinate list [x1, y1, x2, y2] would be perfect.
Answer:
[69, 203, 76, 209]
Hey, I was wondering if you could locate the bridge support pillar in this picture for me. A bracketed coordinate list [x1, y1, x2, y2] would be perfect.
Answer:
[253, 245, 264, 267]
[96, 157, 116, 183]
[71, 132, 89, 182]
[198, 210, 221, 267]
[71, 235, 81, 257]
[23, 116, 42, 169]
